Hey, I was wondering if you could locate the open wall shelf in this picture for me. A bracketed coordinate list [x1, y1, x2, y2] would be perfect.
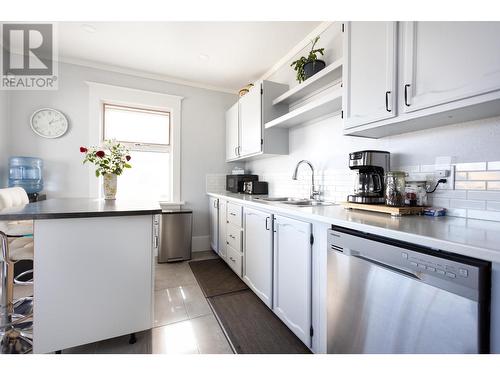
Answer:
[265, 86, 342, 129]
[272, 58, 343, 106]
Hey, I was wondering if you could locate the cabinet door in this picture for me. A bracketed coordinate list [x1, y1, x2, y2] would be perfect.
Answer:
[273, 215, 312, 346]
[217, 199, 227, 259]
[343, 22, 397, 129]
[209, 197, 218, 252]
[401, 22, 500, 113]
[239, 83, 262, 157]
[243, 207, 273, 308]
[225, 102, 239, 161]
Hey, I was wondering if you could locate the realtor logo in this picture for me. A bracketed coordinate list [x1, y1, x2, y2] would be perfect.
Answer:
[1, 23, 58, 90]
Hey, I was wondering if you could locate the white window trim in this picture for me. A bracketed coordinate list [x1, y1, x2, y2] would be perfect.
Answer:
[87, 81, 183, 202]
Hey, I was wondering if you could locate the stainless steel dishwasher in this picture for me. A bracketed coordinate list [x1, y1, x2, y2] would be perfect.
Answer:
[158, 209, 193, 263]
[327, 226, 491, 354]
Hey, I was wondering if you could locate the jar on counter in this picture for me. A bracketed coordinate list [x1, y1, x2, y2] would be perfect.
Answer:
[405, 180, 428, 207]
[385, 171, 406, 207]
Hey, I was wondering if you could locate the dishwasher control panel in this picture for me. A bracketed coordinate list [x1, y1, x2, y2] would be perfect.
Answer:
[401, 251, 468, 279]
[328, 227, 490, 300]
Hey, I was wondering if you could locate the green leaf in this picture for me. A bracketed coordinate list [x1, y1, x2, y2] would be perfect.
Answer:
[95, 170, 100, 177]
[124, 163, 132, 168]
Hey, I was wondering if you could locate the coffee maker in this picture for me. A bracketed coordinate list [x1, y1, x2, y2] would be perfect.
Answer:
[347, 150, 390, 204]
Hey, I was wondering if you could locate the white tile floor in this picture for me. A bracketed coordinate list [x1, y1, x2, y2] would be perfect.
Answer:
[62, 250, 234, 354]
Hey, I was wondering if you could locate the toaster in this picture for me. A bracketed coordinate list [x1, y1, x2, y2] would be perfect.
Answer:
[243, 181, 269, 195]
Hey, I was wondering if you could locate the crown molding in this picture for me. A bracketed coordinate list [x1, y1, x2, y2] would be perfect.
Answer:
[57, 56, 237, 94]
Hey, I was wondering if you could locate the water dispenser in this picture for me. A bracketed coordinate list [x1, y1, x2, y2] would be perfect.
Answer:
[8, 157, 44, 197]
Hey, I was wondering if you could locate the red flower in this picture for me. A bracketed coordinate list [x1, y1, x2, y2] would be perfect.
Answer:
[95, 150, 105, 158]
[80, 147, 88, 153]
[126, 155, 131, 161]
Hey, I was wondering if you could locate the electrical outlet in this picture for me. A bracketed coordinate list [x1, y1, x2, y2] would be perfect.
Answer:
[434, 166, 455, 190]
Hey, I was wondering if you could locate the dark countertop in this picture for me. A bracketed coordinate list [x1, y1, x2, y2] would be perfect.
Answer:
[0, 198, 162, 220]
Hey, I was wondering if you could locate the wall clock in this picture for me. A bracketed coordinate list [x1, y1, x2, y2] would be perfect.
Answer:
[30, 108, 69, 138]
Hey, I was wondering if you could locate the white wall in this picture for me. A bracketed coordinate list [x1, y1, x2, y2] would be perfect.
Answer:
[7, 62, 237, 244]
[0, 90, 8, 187]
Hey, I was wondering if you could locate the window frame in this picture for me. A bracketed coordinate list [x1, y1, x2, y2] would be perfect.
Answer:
[102, 102, 172, 153]
[87, 82, 183, 203]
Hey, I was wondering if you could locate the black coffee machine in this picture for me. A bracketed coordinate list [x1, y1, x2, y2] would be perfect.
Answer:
[347, 150, 390, 204]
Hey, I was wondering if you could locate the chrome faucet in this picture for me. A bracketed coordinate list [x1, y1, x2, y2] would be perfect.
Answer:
[292, 160, 321, 201]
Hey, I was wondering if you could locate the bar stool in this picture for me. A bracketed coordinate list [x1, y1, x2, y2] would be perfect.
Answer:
[0, 188, 33, 354]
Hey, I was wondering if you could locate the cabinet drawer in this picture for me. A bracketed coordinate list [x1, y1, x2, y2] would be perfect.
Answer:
[227, 203, 242, 227]
[226, 245, 242, 277]
[226, 224, 242, 252]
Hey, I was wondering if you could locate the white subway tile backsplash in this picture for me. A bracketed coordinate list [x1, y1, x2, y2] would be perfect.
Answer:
[487, 201, 500, 211]
[467, 209, 500, 222]
[467, 171, 500, 180]
[449, 199, 486, 210]
[445, 208, 467, 218]
[431, 190, 467, 199]
[455, 181, 486, 190]
[455, 162, 487, 171]
[430, 198, 450, 208]
[487, 181, 500, 190]
[242, 160, 500, 222]
[487, 161, 500, 170]
[467, 190, 500, 201]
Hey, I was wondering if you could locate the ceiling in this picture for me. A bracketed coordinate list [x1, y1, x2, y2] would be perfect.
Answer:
[57, 22, 321, 92]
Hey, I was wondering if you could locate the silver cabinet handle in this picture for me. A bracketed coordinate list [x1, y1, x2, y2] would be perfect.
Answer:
[229, 212, 236, 216]
[265, 216, 270, 230]
[385, 91, 392, 112]
[229, 256, 235, 262]
[234, 146, 238, 157]
[229, 234, 236, 239]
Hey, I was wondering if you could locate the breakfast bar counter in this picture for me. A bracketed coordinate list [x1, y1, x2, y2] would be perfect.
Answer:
[0, 198, 161, 354]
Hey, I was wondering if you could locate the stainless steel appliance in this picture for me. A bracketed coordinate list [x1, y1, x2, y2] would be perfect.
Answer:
[243, 181, 268, 195]
[158, 210, 193, 263]
[226, 174, 258, 193]
[327, 226, 491, 354]
[347, 150, 390, 204]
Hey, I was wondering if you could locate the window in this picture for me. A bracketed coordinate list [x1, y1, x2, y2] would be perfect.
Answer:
[88, 82, 182, 202]
[103, 103, 171, 201]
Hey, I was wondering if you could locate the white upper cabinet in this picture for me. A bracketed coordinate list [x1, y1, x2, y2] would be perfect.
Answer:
[343, 21, 397, 129]
[243, 207, 273, 308]
[344, 21, 500, 138]
[225, 81, 288, 162]
[401, 21, 500, 113]
[225, 102, 239, 161]
[239, 84, 263, 157]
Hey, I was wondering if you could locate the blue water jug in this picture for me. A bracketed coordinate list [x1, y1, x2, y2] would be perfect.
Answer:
[8, 157, 44, 194]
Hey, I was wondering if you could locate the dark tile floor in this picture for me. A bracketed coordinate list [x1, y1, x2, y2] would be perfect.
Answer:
[61, 250, 233, 354]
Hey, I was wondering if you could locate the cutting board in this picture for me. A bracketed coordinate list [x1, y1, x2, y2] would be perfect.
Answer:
[342, 202, 424, 217]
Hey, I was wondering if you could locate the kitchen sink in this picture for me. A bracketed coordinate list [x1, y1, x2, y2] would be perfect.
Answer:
[282, 200, 336, 207]
[256, 197, 336, 207]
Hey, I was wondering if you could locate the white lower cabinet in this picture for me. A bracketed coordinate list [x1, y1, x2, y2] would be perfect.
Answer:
[226, 244, 242, 276]
[209, 197, 219, 252]
[217, 199, 227, 259]
[243, 207, 273, 308]
[273, 214, 312, 347]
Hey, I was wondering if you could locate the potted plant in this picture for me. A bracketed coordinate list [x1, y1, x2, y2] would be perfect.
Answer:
[290, 36, 326, 83]
[80, 139, 131, 200]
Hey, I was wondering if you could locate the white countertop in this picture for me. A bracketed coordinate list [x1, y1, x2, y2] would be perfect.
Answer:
[207, 191, 500, 263]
